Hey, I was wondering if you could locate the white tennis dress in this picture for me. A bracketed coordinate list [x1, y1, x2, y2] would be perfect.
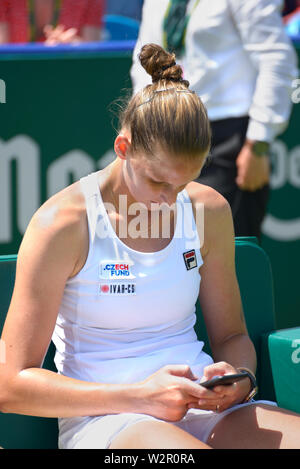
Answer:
[53, 171, 274, 449]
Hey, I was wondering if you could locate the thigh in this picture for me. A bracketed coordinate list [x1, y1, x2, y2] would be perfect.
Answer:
[109, 420, 211, 449]
[207, 403, 300, 449]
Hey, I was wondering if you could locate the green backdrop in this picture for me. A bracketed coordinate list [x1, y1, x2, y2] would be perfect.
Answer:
[0, 40, 299, 330]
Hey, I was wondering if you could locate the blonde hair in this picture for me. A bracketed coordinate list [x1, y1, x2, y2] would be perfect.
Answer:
[120, 44, 211, 159]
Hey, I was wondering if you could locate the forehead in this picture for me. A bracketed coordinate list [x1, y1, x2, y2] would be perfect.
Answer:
[140, 150, 204, 184]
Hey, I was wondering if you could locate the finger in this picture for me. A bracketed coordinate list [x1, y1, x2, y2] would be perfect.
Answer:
[213, 384, 233, 395]
[55, 24, 66, 34]
[187, 400, 213, 411]
[187, 401, 213, 411]
[166, 364, 198, 380]
[188, 384, 217, 400]
[60, 28, 78, 42]
[195, 399, 221, 411]
[203, 362, 235, 380]
[49, 24, 65, 40]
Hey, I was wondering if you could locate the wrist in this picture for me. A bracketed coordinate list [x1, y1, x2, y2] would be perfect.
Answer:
[244, 139, 270, 157]
[236, 367, 258, 403]
[124, 381, 152, 415]
[107, 382, 146, 414]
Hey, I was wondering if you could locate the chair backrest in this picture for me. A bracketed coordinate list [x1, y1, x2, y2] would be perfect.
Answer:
[102, 14, 140, 41]
[0, 237, 276, 448]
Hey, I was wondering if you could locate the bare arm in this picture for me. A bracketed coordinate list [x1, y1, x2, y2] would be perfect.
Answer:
[0, 184, 206, 421]
[188, 183, 257, 410]
[199, 192, 256, 373]
[0, 189, 138, 417]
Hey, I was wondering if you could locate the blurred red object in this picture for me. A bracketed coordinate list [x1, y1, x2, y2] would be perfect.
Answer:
[0, 0, 28, 43]
[0, 0, 104, 43]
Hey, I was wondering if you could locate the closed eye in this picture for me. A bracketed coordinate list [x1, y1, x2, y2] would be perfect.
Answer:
[148, 178, 166, 186]
[149, 178, 186, 193]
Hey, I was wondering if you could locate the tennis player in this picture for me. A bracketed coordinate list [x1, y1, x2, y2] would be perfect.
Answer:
[1, 44, 299, 449]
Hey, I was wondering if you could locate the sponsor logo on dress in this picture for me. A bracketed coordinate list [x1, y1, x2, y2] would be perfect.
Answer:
[183, 250, 197, 270]
[99, 283, 136, 295]
[99, 261, 134, 279]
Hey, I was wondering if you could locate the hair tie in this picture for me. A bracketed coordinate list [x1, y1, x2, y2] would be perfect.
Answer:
[161, 60, 176, 71]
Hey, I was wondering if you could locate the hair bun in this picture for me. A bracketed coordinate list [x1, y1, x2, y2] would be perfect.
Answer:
[139, 43, 187, 85]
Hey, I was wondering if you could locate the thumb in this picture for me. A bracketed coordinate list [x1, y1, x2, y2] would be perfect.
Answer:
[166, 364, 197, 380]
[202, 362, 234, 381]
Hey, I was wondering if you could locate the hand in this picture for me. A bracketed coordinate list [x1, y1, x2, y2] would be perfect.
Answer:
[138, 364, 207, 422]
[194, 362, 252, 413]
[43, 24, 81, 45]
[236, 141, 270, 191]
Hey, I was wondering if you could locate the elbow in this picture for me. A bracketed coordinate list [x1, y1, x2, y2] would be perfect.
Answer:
[0, 387, 11, 414]
[0, 388, 9, 414]
[0, 374, 17, 414]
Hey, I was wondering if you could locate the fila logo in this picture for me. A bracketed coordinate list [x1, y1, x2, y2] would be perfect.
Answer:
[100, 283, 136, 295]
[183, 250, 197, 270]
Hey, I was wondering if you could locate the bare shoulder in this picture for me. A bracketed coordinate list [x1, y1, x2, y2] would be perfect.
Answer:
[1, 182, 89, 372]
[186, 181, 231, 214]
[19, 179, 88, 278]
[33, 180, 86, 233]
[185, 181, 234, 256]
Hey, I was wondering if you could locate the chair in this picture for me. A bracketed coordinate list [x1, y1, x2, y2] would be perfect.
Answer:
[102, 15, 140, 41]
[0, 255, 58, 449]
[0, 237, 298, 448]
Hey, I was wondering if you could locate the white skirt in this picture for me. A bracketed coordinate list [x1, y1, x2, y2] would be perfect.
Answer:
[58, 400, 277, 449]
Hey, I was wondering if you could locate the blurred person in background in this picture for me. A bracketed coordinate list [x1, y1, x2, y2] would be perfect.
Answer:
[0, 0, 105, 45]
[131, 0, 298, 239]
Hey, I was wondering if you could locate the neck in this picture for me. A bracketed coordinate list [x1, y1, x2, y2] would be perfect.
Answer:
[101, 160, 176, 241]
[106, 159, 141, 212]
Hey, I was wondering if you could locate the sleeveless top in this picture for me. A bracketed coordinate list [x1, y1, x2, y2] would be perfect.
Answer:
[52, 171, 213, 384]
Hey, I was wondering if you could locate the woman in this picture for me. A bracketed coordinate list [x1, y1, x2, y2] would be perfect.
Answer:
[0, 44, 299, 449]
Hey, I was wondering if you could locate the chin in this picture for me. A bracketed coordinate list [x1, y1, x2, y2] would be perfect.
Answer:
[148, 201, 162, 211]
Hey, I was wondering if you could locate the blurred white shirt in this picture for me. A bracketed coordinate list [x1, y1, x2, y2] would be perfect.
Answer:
[131, 0, 298, 142]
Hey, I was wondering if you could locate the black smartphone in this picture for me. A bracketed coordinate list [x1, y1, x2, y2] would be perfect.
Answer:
[200, 372, 247, 389]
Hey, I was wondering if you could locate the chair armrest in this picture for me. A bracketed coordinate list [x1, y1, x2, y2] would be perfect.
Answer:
[267, 327, 300, 414]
